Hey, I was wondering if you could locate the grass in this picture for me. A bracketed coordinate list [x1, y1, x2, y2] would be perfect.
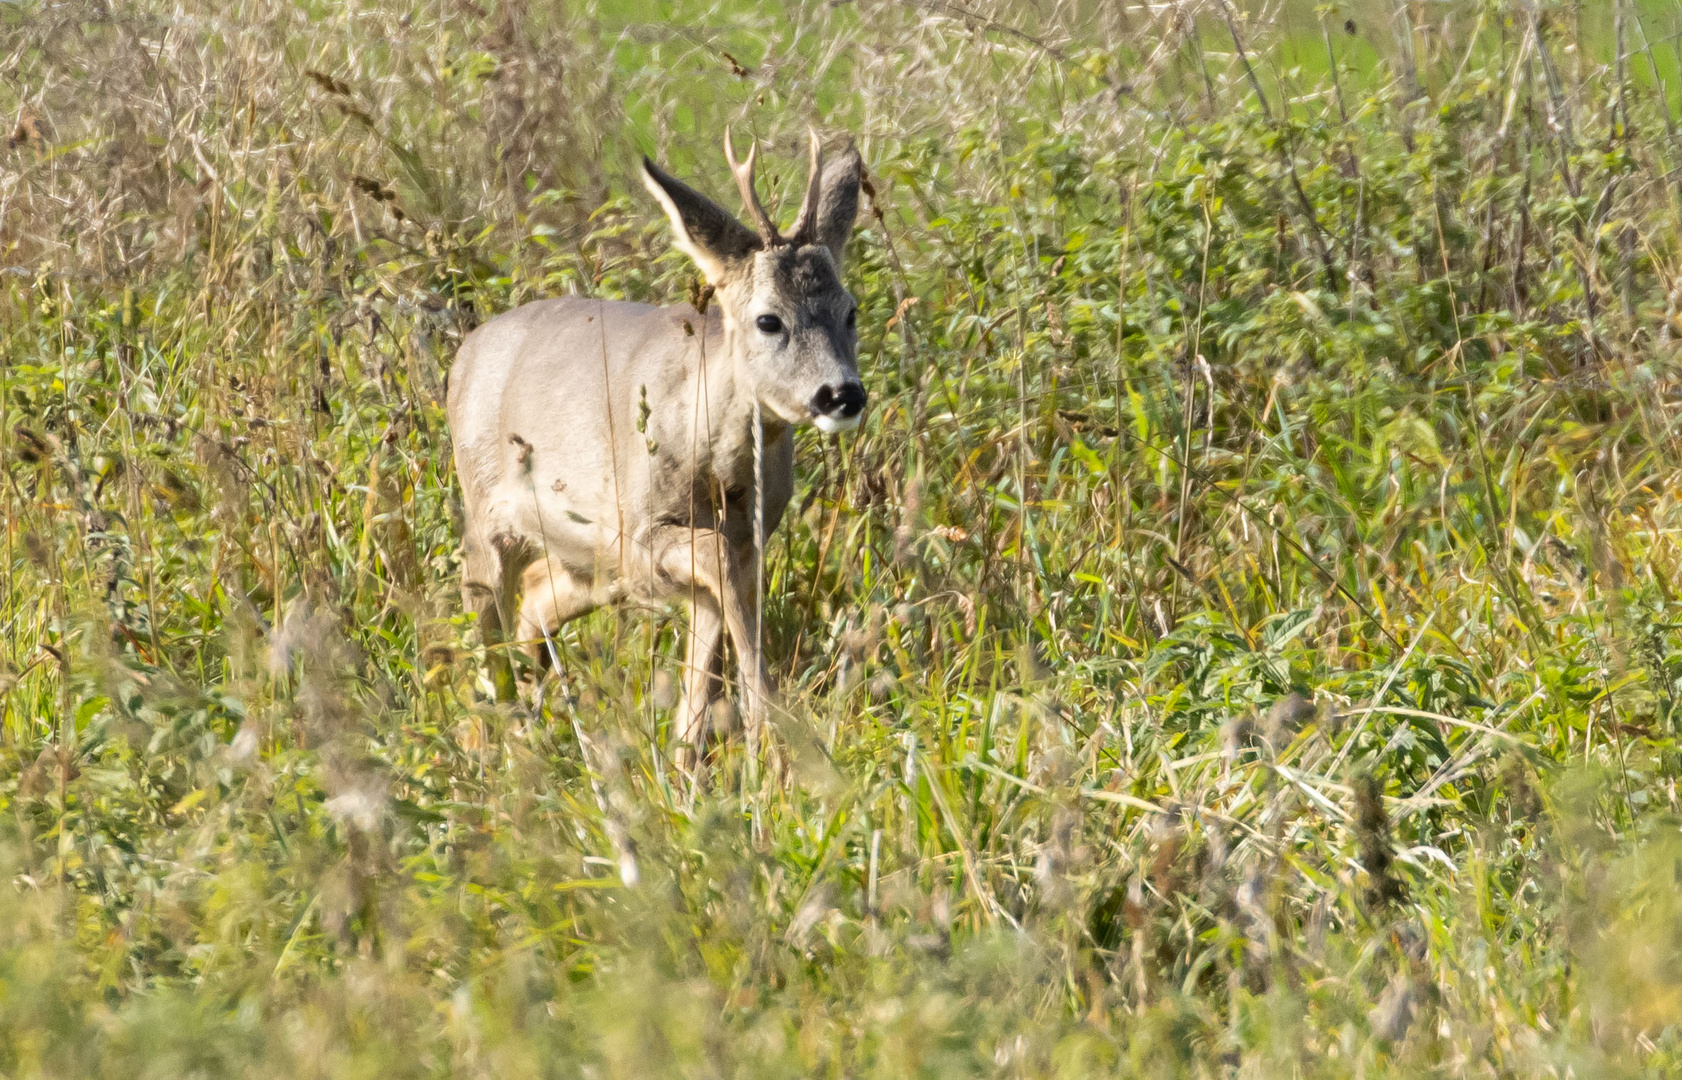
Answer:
[6, 0, 1682, 1075]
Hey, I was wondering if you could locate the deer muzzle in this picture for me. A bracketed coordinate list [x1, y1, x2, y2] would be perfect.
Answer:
[810, 381, 867, 433]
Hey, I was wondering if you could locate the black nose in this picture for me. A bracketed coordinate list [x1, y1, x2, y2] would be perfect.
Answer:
[811, 382, 867, 419]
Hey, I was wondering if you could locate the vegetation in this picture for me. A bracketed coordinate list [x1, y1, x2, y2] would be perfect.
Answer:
[7, 0, 1682, 1074]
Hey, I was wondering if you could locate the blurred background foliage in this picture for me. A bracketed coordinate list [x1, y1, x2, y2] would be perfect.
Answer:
[7, 0, 1682, 1074]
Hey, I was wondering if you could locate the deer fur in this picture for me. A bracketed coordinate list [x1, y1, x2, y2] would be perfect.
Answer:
[446, 132, 866, 770]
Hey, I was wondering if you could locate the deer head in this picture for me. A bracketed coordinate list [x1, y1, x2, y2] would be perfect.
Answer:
[640, 131, 867, 433]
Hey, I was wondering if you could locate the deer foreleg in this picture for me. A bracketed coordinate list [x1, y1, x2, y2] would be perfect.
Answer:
[651, 526, 773, 762]
[672, 594, 724, 774]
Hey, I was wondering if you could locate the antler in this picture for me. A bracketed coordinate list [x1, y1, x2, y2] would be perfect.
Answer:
[724, 128, 781, 247]
[786, 128, 825, 246]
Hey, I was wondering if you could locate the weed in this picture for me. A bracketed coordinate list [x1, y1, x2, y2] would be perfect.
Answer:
[5, 0, 1682, 1075]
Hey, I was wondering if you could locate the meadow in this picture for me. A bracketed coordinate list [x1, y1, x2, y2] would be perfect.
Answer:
[6, 0, 1682, 1075]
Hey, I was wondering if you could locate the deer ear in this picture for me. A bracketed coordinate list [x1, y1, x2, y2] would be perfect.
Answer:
[813, 143, 863, 270]
[641, 157, 761, 283]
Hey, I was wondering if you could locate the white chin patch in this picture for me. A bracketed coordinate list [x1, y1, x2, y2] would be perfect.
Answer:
[813, 413, 861, 434]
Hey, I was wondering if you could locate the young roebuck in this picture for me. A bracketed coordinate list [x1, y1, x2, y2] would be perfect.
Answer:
[447, 133, 866, 769]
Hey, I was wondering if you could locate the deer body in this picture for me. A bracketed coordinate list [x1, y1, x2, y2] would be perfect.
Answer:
[447, 135, 864, 769]
[450, 298, 795, 590]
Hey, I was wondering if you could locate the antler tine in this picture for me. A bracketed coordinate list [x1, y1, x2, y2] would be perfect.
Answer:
[724, 128, 781, 246]
[788, 127, 825, 245]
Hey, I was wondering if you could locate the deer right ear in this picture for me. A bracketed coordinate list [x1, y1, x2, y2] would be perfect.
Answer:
[641, 157, 762, 283]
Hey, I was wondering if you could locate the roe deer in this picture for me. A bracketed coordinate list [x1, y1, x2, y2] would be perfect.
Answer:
[447, 132, 866, 770]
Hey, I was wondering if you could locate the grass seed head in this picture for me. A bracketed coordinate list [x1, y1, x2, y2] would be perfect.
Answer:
[1355, 772, 1405, 911]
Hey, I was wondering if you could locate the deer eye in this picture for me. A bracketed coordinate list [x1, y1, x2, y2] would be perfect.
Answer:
[846, 308, 857, 329]
[755, 314, 784, 335]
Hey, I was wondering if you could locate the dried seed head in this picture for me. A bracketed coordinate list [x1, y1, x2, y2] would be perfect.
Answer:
[708, 697, 739, 736]
[955, 593, 978, 636]
[1148, 818, 1185, 897]
[22, 531, 51, 568]
[1354, 772, 1404, 909]
[1220, 713, 1256, 764]
[227, 720, 260, 763]
[1369, 974, 1417, 1043]
[1263, 692, 1314, 750]
[1035, 805, 1082, 898]
[13, 425, 51, 464]
[324, 774, 389, 834]
[8, 113, 42, 149]
[839, 612, 879, 663]
[786, 882, 835, 946]
[650, 669, 678, 711]
[1499, 753, 1542, 824]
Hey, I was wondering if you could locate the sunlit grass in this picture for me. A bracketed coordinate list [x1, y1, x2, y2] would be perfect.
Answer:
[4, 0, 1682, 1075]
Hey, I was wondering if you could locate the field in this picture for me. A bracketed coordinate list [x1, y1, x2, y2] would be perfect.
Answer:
[7, 0, 1682, 1075]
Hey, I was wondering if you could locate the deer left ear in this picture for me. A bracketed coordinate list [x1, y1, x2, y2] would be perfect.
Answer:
[641, 156, 762, 283]
[813, 144, 863, 271]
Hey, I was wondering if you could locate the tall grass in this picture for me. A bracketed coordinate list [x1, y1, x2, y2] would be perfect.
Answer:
[6, 0, 1682, 1075]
